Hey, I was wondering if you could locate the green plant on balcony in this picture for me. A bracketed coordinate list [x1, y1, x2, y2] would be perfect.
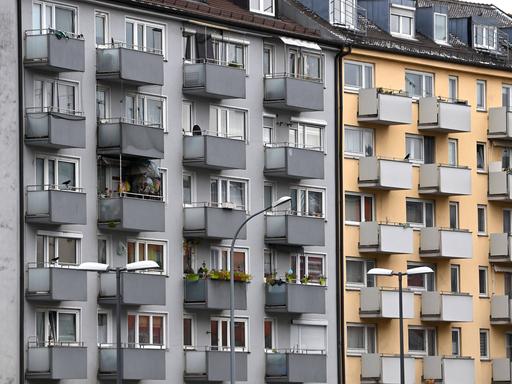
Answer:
[285, 272, 296, 284]
[319, 275, 327, 286]
[300, 275, 310, 285]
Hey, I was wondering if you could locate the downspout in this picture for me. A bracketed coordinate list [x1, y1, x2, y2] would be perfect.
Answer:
[335, 44, 351, 384]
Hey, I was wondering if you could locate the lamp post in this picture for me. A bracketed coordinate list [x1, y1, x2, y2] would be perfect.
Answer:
[367, 266, 434, 384]
[79, 260, 159, 384]
[229, 195, 291, 384]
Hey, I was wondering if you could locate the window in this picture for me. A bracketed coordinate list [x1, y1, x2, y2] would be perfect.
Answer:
[125, 18, 164, 54]
[264, 318, 275, 351]
[183, 33, 195, 63]
[345, 193, 374, 223]
[503, 148, 512, 169]
[210, 177, 248, 210]
[408, 327, 436, 356]
[128, 313, 165, 347]
[213, 39, 246, 68]
[209, 105, 246, 140]
[97, 237, 109, 265]
[434, 13, 448, 43]
[96, 86, 109, 120]
[32, 1, 77, 33]
[452, 328, 461, 356]
[127, 239, 166, 272]
[504, 209, 512, 234]
[36, 309, 79, 344]
[35, 155, 79, 191]
[406, 199, 435, 227]
[97, 311, 110, 345]
[480, 329, 489, 359]
[331, 0, 357, 27]
[477, 80, 487, 110]
[347, 324, 376, 354]
[449, 202, 459, 229]
[507, 333, 512, 358]
[250, 0, 274, 16]
[405, 134, 435, 164]
[344, 61, 374, 90]
[290, 253, 325, 284]
[263, 116, 274, 145]
[289, 122, 324, 150]
[346, 258, 375, 287]
[37, 232, 80, 266]
[448, 139, 458, 166]
[183, 173, 193, 206]
[290, 187, 324, 217]
[405, 71, 433, 98]
[210, 247, 248, 273]
[124, 93, 166, 129]
[95, 11, 108, 46]
[183, 315, 194, 349]
[448, 76, 458, 101]
[479, 267, 488, 297]
[183, 240, 196, 274]
[210, 317, 248, 351]
[290, 323, 326, 352]
[288, 48, 323, 80]
[263, 45, 274, 76]
[390, 6, 415, 38]
[477, 205, 487, 235]
[407, 263, 435, 291]
[34, 79, 79, 114]
[264, 183, 274, 209]
[476, 142, 486, 171]
[474, 25, 497, 50]
[450, 265, 460, 293]
[264, 249, 276, 279]
[503, 85, 512, 108]
[182, 101, 194, 133]
[345, 126, 374, 157]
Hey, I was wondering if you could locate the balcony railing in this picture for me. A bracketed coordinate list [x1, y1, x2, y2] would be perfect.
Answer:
[264, 73, 324, 112]
[359, 287, 414, 319]
[418, 97, 471, 133]
[265, 211, 325, 246]
[490, 233, 512, 263]
[183, 278, 247, 310]
[423, 356, 475, 384]
[421, 291, 473, 322]
[265, 283, 326, 314]
[491, 295, 512, 324]
[361, 353, 416, 384]
[26, 263, 87, 302]
[24, 29, 84, 72]
[489, 107, 512, 141]
[419, 164, 471, 195]
[493, 358, 512, 382]
[420, 227, 473, 259]
[359, 221, 413, 254]
[489, 169, 512, 201]
[98, 271, 166, 306]
[26, 185, 86, 225]
[266, 349, 326, 383]
[358, 157, 412, 190]
[358, 88, 412, 125]
[184, 347, 248, 382]
[264, 143, 324, 180]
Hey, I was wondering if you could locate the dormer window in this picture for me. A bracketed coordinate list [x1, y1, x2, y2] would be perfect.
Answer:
[474, 24, 497, 50]
[434, 13, 448, 43]
[250, 0, 274, 16]
[390, 6, 415, 39]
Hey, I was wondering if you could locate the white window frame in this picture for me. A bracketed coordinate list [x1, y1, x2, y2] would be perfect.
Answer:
[406, 198, 435, 228]
[32, 1, 78, 33]
[263, 44, 275, 76]
[474, 24, 497, 50]
[250, 0, 275, 16]
[344, 60, 374, 90]
[96, 85, 110, 121]
[345, 192, 375, 225]
[448, 76, 458, 100]
[36, 230, 82, 266]
[405, 70, 434, 98]
[263, 115, 275, 145]
[479, 267, 488, 297]
[286, 47, 324, 82]
[210, 246, 249, 273]
[212, 38, 248, 69]
[264, 182, 276, 210]
[346, 323, 377, 355]
[344, 126, 374, 157]
[97, 310, 112, 346]
[210, 176, 249, 211]
[407, 262, 436, 292]
[35, 308, 81, 345]
[450, 264, 460, 293]
[94, 11, 109, 47]
[97, 235, 111, 266]
[405, 134, 425, 164]
[126, 238, 167, 274]
[289, 121, 324, 151]
[290, 253, 326, 285]
[452, 328, 461, 356]
[182, 100, 195, 134]
[346, 258, 376, 288]
[124, 91, 167, 132]
[434, 13, 448, 44]
[182, 32, 196, 63]
[503, 84, 512, 108]
[408, 326, 436, 356]
[448, 138, 458, 166]
[390, 5, 415, 39]
[35, 154, 80, 190]
[183, 314, 195, 350]
[264, 318, 276, 352]
[480, 329, 490, 360]
[476, 142, 487, 171]
[127, 312, 167, 348]
[33, 77, 80, 114]
[210, 317, 249, 352]
[209, 105, 247, 141]
[477, 205, 487, 235]
[264, 248, 277, 279]
[449, 201, 459, 230]
[125, 17, 166, 56]
[182, 171, 195, 207]
[290, 185, 325, 218]
[477, 80, 487, 111]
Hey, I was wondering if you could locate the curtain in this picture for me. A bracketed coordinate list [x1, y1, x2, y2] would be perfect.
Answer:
[55, 7, 74, 33]
[229, 181, 245, 209]
[424, 136, 435, 164]
[345, 195, 361, 222]
[49, 311, 57, 342]
[147, 99, 162, 127]
[97, 314, 108, 345]
[347, 327, 365, 349]
[195, 33, 214, 61]
[308, 191, 323, 216]
[152, 316, 163, 345]
[346, 260, 364, 284]
[36, 312, 45, 345]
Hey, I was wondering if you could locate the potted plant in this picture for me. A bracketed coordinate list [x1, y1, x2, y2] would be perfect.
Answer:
[185, 273, 199, 282]
[319, 275, 327, 286]
[285, 272, 296, 284]
[300, 275, 310, 285]
[234, 271, 252, 283]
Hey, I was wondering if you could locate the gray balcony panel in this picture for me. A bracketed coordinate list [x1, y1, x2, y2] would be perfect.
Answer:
[266, 352, 326, 383]
[26, 267, 86, 302]
[99, 272, 166, 306]
[420, 228, 473, 259]
[489, 171, 512, 201]
[493, 358, 512, 382]
[419, 164, 471, 195]
[421, 292, 473, 322]
[265, 283, 326, 314]
[184, 350, 247, 382]
[97, 122, 164, 159]
[358, 88, 412, 125]
[183, 206, 247, 240]
[361, 354, 415, 384]
[358, 157, 412, 189]
[491, 295, 512, 324]
[98, 196, 165, 232]
[96, 47, 164, 86]
[27, 346, 87, 379]
[489, 107, 512, 141]
[359, 287, 414, 319]
[264, 146, 324, 180]
[184, 279, 247, 310]
[490, 233, 512, 263]
[263, 77, 324, 112]
[26, 190, 86, 225]
[265, 214, 325, 246]
[183, 135, 246, 170]
[98, 347, 166, 380]
[25, 33, 84, 72]
[359, 222, 413, 254]
[183, 63, 246, 99]
[418, 97, 471, 133]
[423, 356, 475, 384]
[25, 111, 85, 149]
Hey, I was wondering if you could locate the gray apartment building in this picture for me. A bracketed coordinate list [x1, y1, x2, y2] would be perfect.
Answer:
[0, 0, 346, 382]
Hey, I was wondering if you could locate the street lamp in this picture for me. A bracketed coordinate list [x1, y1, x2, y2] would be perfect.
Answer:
[79, 260, 159, 384]
[367, 266, 434, 384]
[229, 195, 292, 384]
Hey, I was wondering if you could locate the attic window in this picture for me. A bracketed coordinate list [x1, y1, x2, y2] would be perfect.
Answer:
[250, 0, 274, 16]
[434, 13, 448, 43]
[390, 6, 415, 39]
[474, 24, 497, 50]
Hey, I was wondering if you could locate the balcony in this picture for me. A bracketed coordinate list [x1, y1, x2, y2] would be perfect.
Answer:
[26, 187, 86, 225]
[420, 228, 473, 259]
[359, 287, 414, 319]
[26, 265, 86, 302]
[489, 170, 512, 201]
[265, 351, 326, 383]
[358, 157, 412, 190]
[184, 278, 247, 311]
[97, 118, 164, 159]
[98, 345, 166, 381]
[265, 283, 325, 314]
[359, 222, 413, 254]
[98, 271, 166, 306]
[491, 295, 512, 325]
[265, 213, 325, 247]
[357, 88, 412, 125]
[183, 60, 246, 99]
[184, 349, 248, 382]
[361, 354, 416, 384]
[96, 44, 164, 86]
[98, 194, 165, 232]
[489, 107, 512, 141]
[419, 164, 471, 196]
[490, 234, 512, 263]
[423, 356, 475, 384]
[421, 292, 473, 322]
[263, 74, 324, 112]
[24, 30, 84, 72]
[183, 204, 247, 240]
[264, 144, 324, 180]
[26, 341, 87, 380]
[183, 134, 246, 170]
[493, 358, 512, 382]
[25, 107, 85, 149]
[418, 97, 471, 133]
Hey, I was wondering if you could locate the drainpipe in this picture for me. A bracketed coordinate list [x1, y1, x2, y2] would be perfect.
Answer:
[335, 44, 351, 384]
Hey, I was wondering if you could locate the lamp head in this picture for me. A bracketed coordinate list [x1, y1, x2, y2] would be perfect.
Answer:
[126, 260, 159, 271]
[406, 266, 434, 275]
[272, 196, 292, 208]
[367, 268, 393, 276]
[78, 262, 110, 272]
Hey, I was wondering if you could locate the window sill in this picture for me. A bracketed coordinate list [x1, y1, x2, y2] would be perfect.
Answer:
[346, 285, 365, 291]
[344, 154, 363, 160]
[476, 109, 487, 113]
[347, 351, 366, 357]
[477, 233, 489, 237]
[345, 222, 361, 227]
[477, 170, 488, 174]
[344, 87, 361, 94]
[479, 295, 490, 299]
